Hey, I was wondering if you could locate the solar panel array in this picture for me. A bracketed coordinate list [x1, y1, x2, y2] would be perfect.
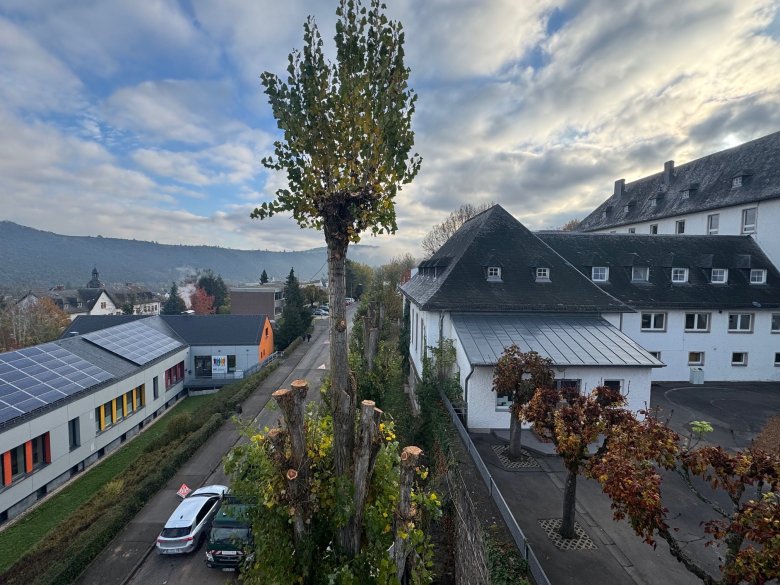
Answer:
[0, 343, 113, 425]
[83, 320, 182, 365]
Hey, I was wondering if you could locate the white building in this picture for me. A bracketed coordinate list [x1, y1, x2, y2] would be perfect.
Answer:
[579, 130, 780, 267]
[401, 205, 661, 432]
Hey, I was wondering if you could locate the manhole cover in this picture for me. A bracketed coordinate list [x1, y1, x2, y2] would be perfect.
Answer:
[539, 518, 597, 550]
[491, 444, 539, 469]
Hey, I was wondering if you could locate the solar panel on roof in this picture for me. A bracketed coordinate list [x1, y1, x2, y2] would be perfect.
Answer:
[83, 321, 182, 365]
[0, 342, 113, 426]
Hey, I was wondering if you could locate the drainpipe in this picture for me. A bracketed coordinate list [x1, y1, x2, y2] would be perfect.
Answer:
[463, 365, 475, 429]
[438, 311, 444, 345]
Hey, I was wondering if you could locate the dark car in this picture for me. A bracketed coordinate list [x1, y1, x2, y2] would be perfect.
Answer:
[205, 495, 254, 571]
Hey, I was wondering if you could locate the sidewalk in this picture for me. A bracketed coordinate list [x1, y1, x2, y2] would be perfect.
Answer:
[76, 321, 327, 585]
[474, 430, 702, 585]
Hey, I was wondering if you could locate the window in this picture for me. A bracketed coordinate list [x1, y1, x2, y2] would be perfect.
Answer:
[649, 224, 658, 234]
[707, 213, 719, 235]
[750, 269, 766, 284]
[775, 353, 780, 366]
[675, 220, 685, 234]
[496, 391, 511, 409]
[135, 385, 145, 409]
[732, 176, 742, 188]
[685, 313, 710, 331]
[68, 417, 80, 451]
[688, 352, 705, 365]
[741, 208, 756, 234]
[772, 314, 780, 332]
[711, 269, 728, 284]
[731, 352, 748, 366]
[114, 397, 123, 422]
[623, 205, 631, 213]
[680, 189, 690, 199]
[103, 402, 112, 429]
[591, 267, 609, 282]
[649, 351, 661, 360]
[671, 268, 688, 283]
[603, 380, 622, 392]
[535, 267, 550, 280]
[641, 312, 666, 331]
[227, 355, 237, 372]
[728, 313, 753, 332]
[555, 379, 581, 391]
[153, 376, 159, 400]
[100, 302, 107, 309]
[632, 266, 649, 282]
[487, 266, 501, 281]
[650, 198, 657, 208]
[9, 445, 24, 479]
[30, 434, 47, 470]
[628, 227, 636, 234]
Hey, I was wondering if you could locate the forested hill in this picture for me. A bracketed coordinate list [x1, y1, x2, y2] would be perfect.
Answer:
[0, 221, 386, 291]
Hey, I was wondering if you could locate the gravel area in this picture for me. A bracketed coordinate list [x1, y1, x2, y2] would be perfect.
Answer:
[753, 415, 780, 456]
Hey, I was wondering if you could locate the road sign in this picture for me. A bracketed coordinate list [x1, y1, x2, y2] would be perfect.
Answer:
[177, 483, 192, 499]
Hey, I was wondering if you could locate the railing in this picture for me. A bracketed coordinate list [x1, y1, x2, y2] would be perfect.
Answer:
[440, 390, 553, 585]
[189, 352, 282, 387]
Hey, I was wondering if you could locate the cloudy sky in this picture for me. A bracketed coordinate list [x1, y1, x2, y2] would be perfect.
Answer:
[1, 0, 779, 260]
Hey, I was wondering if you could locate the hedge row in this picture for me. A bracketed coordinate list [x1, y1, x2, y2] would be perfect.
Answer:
[3, 359, 281, 585]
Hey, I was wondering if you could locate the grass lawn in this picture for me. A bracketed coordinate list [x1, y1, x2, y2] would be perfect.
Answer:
[0, 395, 212, 572]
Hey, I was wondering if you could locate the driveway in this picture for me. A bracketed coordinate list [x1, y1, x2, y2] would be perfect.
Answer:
[650, 381, 780, 449]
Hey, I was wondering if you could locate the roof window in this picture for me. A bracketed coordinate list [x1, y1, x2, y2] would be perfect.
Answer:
[750, 269, 766, 284]
[535, 267, 550, 282]
[632, 266, 649, 282]
[671, 268, 688, 283]
[711, 268, 728, 284]
[487, 266, 502, 282]
[732, 176, 742, 188]
[591, 267, 609, 282]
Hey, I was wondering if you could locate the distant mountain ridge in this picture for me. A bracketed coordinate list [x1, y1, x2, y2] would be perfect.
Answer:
[0, 221, 387, 291]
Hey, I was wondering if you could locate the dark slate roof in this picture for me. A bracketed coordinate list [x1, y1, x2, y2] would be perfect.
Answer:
[401, 205, 630, 313]
[62, 314, 148, 337]
[159, 314, 269, 346]
[452, 313, 663, 367]
[579, 131, 780, 231]
[538, 233, 780, 309]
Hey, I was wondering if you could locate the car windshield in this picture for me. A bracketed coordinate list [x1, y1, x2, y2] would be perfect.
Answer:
[211, 527, 251, 542]
[161, 526, 192, 538]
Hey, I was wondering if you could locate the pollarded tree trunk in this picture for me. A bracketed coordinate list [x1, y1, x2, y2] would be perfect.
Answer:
[508, 404, 523, 459]
[560, 467, 577, 539]
[395, 446, 423, 584]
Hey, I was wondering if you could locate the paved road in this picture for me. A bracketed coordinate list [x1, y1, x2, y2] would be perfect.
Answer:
[77, 314, 337, 585]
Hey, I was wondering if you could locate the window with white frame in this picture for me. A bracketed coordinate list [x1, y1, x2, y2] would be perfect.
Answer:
[688, 351, 705, 366]
[772, 313, 780, 332]
[728, 313, 753, 332]
[487, 266, 501, 280]
[732, 176, 742, 188]
[496, 390, 511, 409]
[680, 189, 690, 199]
[591, 267, 609, 282]
[632, 266, 649, 281]
[649, 224, 658, 234]
[535, 267, 550, 280]
[650, 198, 657, 208]
[749, 269, 766, 284]
[741, 208, 757, 234]
[707, 213, 719, 235]
[775, 352, 780, 366]
[671, 268, 688, 283]
[711, 268, 728, 284]
[628, 227, 636, 233]
[685, 313, 710, 331]
[731, 352, 748, 366]
[675, 220, 686, 234]
[641, 312, 666, 331]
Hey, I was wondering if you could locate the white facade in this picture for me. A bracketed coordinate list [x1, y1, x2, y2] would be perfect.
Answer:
[618, 309, 780, 382]
[0, 349, 187, 521]
[591, 198, 780, 267]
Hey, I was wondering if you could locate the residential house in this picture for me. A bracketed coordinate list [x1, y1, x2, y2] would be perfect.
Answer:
[400, 205, 662, 431]
[578, 130, 780, 266]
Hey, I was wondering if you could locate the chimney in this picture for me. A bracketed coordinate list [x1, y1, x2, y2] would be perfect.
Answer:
[614, 179, 625, 198]
[663, 160, 674, 184]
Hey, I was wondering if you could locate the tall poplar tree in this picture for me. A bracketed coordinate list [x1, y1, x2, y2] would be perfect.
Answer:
[251, 0, 420, 557]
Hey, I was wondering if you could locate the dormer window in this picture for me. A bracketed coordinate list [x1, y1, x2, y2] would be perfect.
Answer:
[680, 189, 690, 199]
[591, 267, 609, 282]
[649, 198, 657, 208]
[632, 266, 649, 282]
[535, 267, 550, 281]
[487, 266, 502, 281]
[711, 268, 728, 284]
[732, 176, 742, 188]
[671, 268, 689, 283]
[750, 269, 767, 284]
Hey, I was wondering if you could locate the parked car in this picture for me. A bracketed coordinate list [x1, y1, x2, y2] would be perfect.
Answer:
[205, 495, 254, 571]
[156, 485, 229, 554]
[345, 297, 355, 305]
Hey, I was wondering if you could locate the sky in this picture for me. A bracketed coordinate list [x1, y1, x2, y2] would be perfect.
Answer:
[1, 0, 779, 261]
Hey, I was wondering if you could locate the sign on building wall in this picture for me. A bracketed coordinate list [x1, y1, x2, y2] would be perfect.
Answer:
[212, 356, 228, 374]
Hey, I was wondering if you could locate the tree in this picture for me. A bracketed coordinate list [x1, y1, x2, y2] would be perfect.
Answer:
[590, 414, 780, 584]
[421, 202, 494, 258]
[302, 284, 328, 307]
[0, 297, 71, 351]
[120, 294, 136, 315]
[260, 269, 269, 284]
[558, 218, 581, 231]
[492, 346, 554, 459]
[525, 383, 628, 539]
[196, 269, 228, 312]
[161, 283, 186, 315]
[190, 287, 215, 315]
[346, 259, 373, 300]
[250, 0, 420, 558]
[275, 269, 312, 349]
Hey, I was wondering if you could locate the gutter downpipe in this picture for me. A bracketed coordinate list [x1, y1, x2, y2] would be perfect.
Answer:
[463, 365, 474, 429]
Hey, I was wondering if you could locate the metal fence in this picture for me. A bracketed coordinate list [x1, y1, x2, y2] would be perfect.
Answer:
[441, 390, 553, 585]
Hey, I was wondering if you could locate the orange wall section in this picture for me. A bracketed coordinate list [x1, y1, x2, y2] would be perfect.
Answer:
[258, 316, 274, 361]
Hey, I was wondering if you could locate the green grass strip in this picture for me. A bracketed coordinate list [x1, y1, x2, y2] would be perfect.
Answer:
[0, 395, 212, 572]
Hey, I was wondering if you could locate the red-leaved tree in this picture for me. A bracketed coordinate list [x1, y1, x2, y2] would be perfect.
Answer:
[190, 287, 215, 315]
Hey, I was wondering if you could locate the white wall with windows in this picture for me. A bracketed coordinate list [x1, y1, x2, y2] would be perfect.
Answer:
[590, 198, 780, 267]
[0, 349, 187, 522]
[620, 310, 780, 381]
